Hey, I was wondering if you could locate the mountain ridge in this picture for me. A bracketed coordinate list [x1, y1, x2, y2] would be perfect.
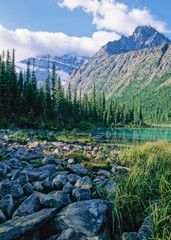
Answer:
[68, 25, 171, 123]
[16, 54, 89, 86]
[104, 25, 170, 55]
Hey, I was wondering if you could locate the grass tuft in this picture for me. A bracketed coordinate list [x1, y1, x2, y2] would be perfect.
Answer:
[110, 140, 171, 239]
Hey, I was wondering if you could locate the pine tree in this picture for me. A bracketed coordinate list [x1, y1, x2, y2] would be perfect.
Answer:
[31, 58, 37, 90]
[91, 83, 97, 120]
[138, 101, 143, 125]
[51, 62, 56, 103]
[44, 61, 51, 118]
[26, 59, 31, 84]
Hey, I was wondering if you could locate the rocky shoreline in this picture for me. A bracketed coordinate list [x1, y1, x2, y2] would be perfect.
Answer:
[0, 130, 152, 240]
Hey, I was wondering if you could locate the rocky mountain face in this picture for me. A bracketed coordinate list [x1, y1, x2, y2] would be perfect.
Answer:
[16, 55, 89, 86]
[104, 25, 170, 54]
[68, 26, 170, 98]
[68, 26, 171, 122]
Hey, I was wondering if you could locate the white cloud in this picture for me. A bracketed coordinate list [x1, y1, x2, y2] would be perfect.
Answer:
[58, 0, 169, 35]
[0, 24, 119, 61]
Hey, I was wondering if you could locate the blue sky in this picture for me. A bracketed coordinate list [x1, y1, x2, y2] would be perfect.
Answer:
[0, 0, 170, 60]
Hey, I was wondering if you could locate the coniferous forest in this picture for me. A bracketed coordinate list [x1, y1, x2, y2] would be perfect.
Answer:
[0, 50, 143, 129]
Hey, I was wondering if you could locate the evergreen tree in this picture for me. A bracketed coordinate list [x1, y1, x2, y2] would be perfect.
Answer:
[44, 61, 51, 117]
[51, 63, 56, 103]
[91, 83, 97, 120]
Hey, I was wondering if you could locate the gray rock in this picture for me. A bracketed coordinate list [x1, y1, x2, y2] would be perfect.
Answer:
[55, 199, 111, 237]
[72, 188, 91, 201]
[12, 193, 41, 217]
[0, 194, 13, 218]
[23, 182, 34, 195]
[63, 182, 74, 193]
[52, 175, 66, 190]
[49, 191, 72, 206]
[67, 174, 81, 185]
[39, 164, 56, 174]
[22, 151, 45, 160]
[121, 232, 138, 240]
[11, 171, 29, 186]
[75, 176, 93, 189]
[85, 228, 110, 239]
[32, 181, 44, 192]
[5, 158, 21, 168]
[93, 176, 107, 185]
[97, 170, 110, 178]
[23, 168, 51, 181]
[67, 159, 75, 164]
[0, 208, 56, 240]
[13, 196, 28, 211]
[138, 216, 153, 240]
[42, 177, 52, 192]
[68, 164, 89, 175]
[35, 191, 70, 210]
[57, 228, 80, 240]
[15, 148, 27, 159]
[0, 179, 24, 198]
[42, 155, 61, 165]
[27, 141, 40, 150]
[0, 162, 7, 179]
[53, 215, 69, 233]
[111, 166, 131, 174]
[104, 179, 117, 200]
[0, 209, 6, 223]
[50, 171, 68, 182]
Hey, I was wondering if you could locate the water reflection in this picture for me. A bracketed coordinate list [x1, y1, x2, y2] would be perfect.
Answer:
[88, 128, 171, 145]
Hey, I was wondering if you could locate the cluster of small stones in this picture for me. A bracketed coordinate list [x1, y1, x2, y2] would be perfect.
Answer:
[0, 130, 152, 240]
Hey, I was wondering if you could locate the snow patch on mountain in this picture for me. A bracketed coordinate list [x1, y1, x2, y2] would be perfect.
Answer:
[16, 54, 89, 86]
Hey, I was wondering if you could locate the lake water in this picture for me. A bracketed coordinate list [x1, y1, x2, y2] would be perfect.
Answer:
[87, 128, 171, 145]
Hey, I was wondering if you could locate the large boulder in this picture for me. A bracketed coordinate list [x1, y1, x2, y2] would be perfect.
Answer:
[138, 216, 153, 240]
[57, 228, 80, 240]
[12, 193, 41, 217]
[5, 158, 21, 169]
[52, 175, 66, 190]
[0, 210, 6, 223]
[0, 162, 8, 179]
[35, 191, 71, 210]
[22, 151, 45, 161]
[22, 168, 51, 182]
[54, 199, 112, 238]
[0, 195, 13, 218]
[11, 171, 29, 186]
[68, 164, 89, 175]
[63, 182, 74, 193]
[48, 191, 72, 206]
[23, 182, 34, 195]
[72, 188, 91, 201]
[0, 208, 56, 240]
[66, 174, 81, 185]
[42, 156, 61, 165]
[0, 180, 24, 198]
[75, 176, 93, 189]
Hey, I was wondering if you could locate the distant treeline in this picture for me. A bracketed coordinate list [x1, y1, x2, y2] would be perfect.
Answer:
[0, 50, 143, 129]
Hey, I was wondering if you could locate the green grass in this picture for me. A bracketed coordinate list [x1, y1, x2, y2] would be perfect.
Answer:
[111, 141, 171, 239]
[9, 130, 28, 144]
[64, 149, 108, 171]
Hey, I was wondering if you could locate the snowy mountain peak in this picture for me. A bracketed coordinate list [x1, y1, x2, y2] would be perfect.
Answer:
[16, 55, 89, 86]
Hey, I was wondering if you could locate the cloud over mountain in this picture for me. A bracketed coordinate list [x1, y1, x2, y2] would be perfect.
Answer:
[58, 0, 169, 35]
[0, 24, 119, 61]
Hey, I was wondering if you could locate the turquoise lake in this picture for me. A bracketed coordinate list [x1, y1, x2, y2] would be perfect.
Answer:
[87, 128, 171, 145]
